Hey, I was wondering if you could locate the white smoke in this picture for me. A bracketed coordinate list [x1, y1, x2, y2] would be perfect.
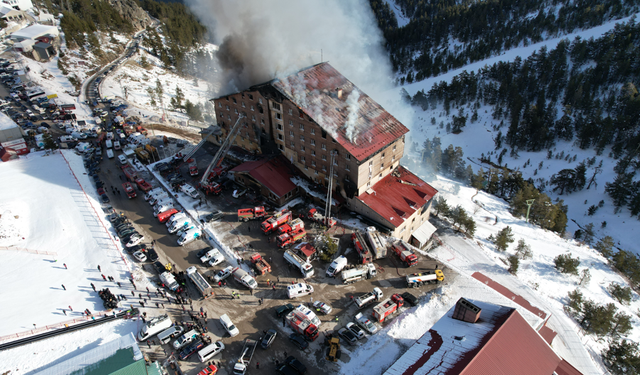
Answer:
[344, 88, 361, 143]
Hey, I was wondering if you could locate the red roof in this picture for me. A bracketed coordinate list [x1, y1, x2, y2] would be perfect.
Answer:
[384, 299, 562, 375]
[356, 166, 438, 229]
[295, 242, 316, 258]
[472, 272, 549, 320]
[271, 63, 409, 162]
[230, 156, 296, 198]
[555, 359, 584, 375]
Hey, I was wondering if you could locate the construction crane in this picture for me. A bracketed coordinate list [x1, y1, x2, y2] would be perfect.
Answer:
[198, 115, 245, 194]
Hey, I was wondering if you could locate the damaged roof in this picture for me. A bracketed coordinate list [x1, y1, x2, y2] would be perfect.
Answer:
[271, 62, 409, 162]
[383, 299, 562, 375]
[230, 156, 297, 198]
[356, 166, 438, 229]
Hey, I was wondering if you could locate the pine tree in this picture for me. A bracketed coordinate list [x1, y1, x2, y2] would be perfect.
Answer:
[493, 226, 515, 252]
[515, 239, 532, 259]
[603, 339, 640, 375]
[507, 255, 519, 274]
[554, 253, 580, 275]
[607, 283, 632, 305]
[595, 236, 615, 258]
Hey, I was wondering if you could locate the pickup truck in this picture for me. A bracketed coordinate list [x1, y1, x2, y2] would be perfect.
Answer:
[233, 338, 257, 375]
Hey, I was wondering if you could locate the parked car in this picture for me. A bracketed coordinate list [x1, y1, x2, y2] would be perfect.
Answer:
[288, 333, 309, 350]
[261, 329, 277, 349]
[126, 234, 144, 247]
[312, 301, 332, 315]
[133, 251, 147, 262]
[401, 292, 418, 307]
[284, 356, 308, 374]
[178, 339, 205, 360]
[201, 210, 225, 223]
[346, 322, 365, 340]
[232, 189, 247, 199]
[100, 194, 110, 203]
[338, 328, 357, 345]
[213, 266, 234, 283]
[276, 303, 295, 318]
[145, 248, 159, 262]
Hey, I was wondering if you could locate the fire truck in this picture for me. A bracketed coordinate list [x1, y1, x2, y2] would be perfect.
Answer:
[188, 158, 198, 176]
[277, 228, 307, 248]
[237, 206, 267, 222]
[121, 165, 138, 183]
[391, 241, 418, 267]
[135, 178, 153, 192]
[285, 310, 319, 341]
[366, 227, 387, 259]
[261, 210, 292, 234]
[277, 218, 304, 235]
[372, 294, 404, 323]
[250, 253, 271, 275]
[122, 182, 137, 199]
[351, 231, 373, 264]
[307, 208, 336, 228]
[406, 270, 444, 287]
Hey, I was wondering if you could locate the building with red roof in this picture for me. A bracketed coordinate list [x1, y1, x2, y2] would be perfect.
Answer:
[212, 63, 437, 244]
[384, 298, 579, 375]
[229, 156, 299, 207]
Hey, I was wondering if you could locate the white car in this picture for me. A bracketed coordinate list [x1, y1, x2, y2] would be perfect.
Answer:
[126, 234, 144, 247]
[232, 189, 247, 199]
[346, 322, 365, 339]
[355, 312, 377, 334]
[208, 249, 225, 267]
[133, 250, 147, 262]
[312, 301, 333, 315]
[213, 266, 235, 283]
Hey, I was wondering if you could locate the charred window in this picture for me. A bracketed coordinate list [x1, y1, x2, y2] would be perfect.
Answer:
[321, 129, 327, 139]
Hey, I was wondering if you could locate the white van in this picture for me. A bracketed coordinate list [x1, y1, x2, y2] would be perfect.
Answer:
[157, 326, 184, 344]
[113, 140, 121, 150]
[118, 154, 128, 165]
[172, 329, 199, 349]
[198, 341, 225, 363]
[59, 135, 76, 143]
[137, 314, 171, 341]
[219, 314, 239, 337]
[148, 191, 170, 205]
[144, 187, 164, 201]
[177, 228, 201, 246]
[326, 255, 348, 277]
[166, 212, 187, 227]
[287, 283, 314, 299]
[105, 139, 113, 148]
[106, 149, 114, 159]
[180, 183, 199, 199]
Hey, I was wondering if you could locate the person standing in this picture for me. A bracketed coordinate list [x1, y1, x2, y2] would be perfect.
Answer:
[61, 284, 66, 290]
[97, 265, 101, 272]
[63, 263, 67, 269]
[91, 283, 96, 292]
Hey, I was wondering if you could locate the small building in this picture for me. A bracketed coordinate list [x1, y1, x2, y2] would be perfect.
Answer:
[12, 38, 33, 53]
[230, 155, 299, 207]
[383, 297, 581, 375]
[1, 0, 32, 11]
[34, 333, 163, 375]
[0, 5, 32, 22]
[0, 112, 27, 159]
[33, 41, 55, 61]
[10, 23, 59, 43]
[294, 242, 316, 262]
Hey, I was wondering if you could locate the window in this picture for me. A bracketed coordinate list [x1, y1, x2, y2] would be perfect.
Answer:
[251, 115, 256, 122]
[273, 102, 281, 110]
[311, 161, 316, 166]
[310, 128, 315, 135]
[300, 135, 304, 142]
[381, 163, 384, 170]
[315, 170, 319, 175]
[277, 124, 283, 130]
[290, 141, 295, 148]
[241, 102, 245, 108]
[226, 105, 230, 111]
[248, 94, 253, 100]
[393, 144, 397, 151]
[345, 175, 350, 182]
[299, 124, 304, 131]
[322, 155, 327, 161]
[379, 173, 382, 178]
[288, 109, 293, 115]
[301, 156, 305, 162]
[310, 139, 315, 146]
[333, 159, 338, 166]
[275, 113, 282, 120]
[311, 150, 316, 156]
[300, 145, 305, 152]
[226, 97, 230, 101]
[345, 165, 350, 171]
[332, 138, 337, 143]
[234, 108, 238, 114]
[367, 181, 371, 187]
[322, 165, 327, 171]
[305, 165, 308, 170]
[289, 120, 294, 126]
[261, 119, 265, 125]
[321, 130, 327, 139]
[321, 144, 326, 150]
[227, 115, 231, 120]
[218, 102, 222, 108]
[277, 134, 283, 140]
[334, 172, 338, 177]
[369, 160, 373, 166]
[259, 98, 263, 104]
[289, 131, 294, 136]
[382, 153, 385, 158]
[251, 105, 254, 111]
[392, 155, 395, 161]
[400, 226, 405, 234]
[232, 98, 237, 104]
[278, 144, 283, 151]
[346, 154, 351, 160]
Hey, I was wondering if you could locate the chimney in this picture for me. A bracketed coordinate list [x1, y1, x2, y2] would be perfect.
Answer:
[338, 89, 343, 99]
[452, 298, 481, 323]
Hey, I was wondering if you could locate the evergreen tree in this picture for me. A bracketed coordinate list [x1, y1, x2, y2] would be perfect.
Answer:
[603, 340, 640, 375]
[595, 236, 615, 258]
[554, 253, 580, 275]
[507, 255, 519, 274]
[607, 283, 632, 305]
[493, 226, 514, 252]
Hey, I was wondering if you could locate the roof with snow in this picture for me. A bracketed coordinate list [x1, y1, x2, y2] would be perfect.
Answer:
[0, 112, 18, 131]
[270, 62, 409, 162]
[36, 333, 147, 375]
[10, 24, 58, 40]
[357, 165, 438, 229]
[383, 298, 562, 375]
[230, 155, 297, 198]
[412, 220, 437, 245]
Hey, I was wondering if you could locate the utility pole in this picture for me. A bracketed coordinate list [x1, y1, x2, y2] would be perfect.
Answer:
[525, 199, 535, 223]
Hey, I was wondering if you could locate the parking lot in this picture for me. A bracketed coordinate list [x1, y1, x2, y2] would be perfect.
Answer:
[89, 134, 452, 374]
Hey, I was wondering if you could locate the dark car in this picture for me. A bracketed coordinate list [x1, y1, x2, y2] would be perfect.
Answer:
[276, 303, 295, 318]
[288, 333, 308, 350]
[401, 292, 418, 307]
[40, 122, 50, 128]
[202, 210, 225, 223]
[196, 247, 211, 258]
[145, 248, 159, 262]
[153, 261, 167, 274]
[276, 364, 299, 375]
[178, 339, 204, 360]
[100, 194, 110, 203]
[284, 356, 307, 374]
[261, 329, 277, 349]
[338, 328, 357, 345]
